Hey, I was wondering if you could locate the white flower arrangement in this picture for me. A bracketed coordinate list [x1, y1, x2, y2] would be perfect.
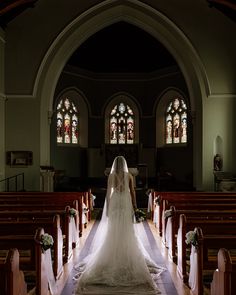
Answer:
[164, 209, 173, 219]
[69, 208, 77, 217]
[154, 195, 161, 205]
[83, 203, 89, 213]
[91, 194, 96, 201]
[134, 209, 146, 223]
[40, 233, 54, 252]
[185, 229, 198, 247]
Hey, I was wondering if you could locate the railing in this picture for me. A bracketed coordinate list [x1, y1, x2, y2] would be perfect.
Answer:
[0, 173, 25, 191]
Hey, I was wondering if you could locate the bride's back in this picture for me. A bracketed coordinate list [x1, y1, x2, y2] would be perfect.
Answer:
[110, 171, 130, 193]
[110, 156, 130, 194]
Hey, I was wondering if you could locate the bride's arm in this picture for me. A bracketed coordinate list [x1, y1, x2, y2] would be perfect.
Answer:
[129, 174, 137, 210]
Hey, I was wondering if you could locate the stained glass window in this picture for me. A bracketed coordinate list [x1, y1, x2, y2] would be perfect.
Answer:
[109, 102, 134, 144]
[56, 97, 78, 144]
[165, 98, 187, 144]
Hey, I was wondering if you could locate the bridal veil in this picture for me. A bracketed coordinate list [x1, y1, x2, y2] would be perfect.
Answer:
[73, 156, 164, 294]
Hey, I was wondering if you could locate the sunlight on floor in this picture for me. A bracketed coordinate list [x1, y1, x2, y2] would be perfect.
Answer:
[53, 219, 191, 295]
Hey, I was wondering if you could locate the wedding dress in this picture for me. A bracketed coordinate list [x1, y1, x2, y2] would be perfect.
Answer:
[73, 156, 165, 294]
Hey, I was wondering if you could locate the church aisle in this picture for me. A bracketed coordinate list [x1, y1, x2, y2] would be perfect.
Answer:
[55, 218, 191, 295]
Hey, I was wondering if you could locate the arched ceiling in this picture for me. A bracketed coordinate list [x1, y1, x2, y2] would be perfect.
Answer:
[0, 0, 38, 28]
[1, 1, 236, 74]
[207, 0, 236, 22]
[1, 0, 236, 30]
[67, 21, 177, 73]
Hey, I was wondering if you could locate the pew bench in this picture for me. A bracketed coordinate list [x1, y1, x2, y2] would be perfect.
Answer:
[0, 214, 64, 279]
[152, 191, 236, 236]
[0, 196, 89, 236]
[0, 248, 27, 295]
[0, 190, 92, 222]
[187, 228, 236, 295]
[164, 205, 236, 261]
[176, 214, 236, 283]
[0, 228, 54, 295]
[211, 248, 236, 295]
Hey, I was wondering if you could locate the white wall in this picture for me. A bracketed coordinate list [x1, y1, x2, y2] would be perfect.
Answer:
[5, 97, 40, 191]
[202, 94, 236, 190]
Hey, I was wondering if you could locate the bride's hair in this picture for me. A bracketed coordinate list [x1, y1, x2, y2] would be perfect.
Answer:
[110, 156, 129, 174]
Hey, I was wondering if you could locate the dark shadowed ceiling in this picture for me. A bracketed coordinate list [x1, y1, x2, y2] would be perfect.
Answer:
[67, 22, 177, 73]
[207, 0, 236, 22]
[0, 0, 38, 28]
[1, 1, 236, 73]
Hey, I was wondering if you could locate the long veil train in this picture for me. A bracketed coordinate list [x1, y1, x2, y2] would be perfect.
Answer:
[73, 156, 165, 294]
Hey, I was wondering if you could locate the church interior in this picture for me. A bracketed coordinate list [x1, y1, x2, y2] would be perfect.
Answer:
[0, 0, 236, 294]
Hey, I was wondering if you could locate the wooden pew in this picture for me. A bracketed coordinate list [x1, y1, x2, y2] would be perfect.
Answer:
[34, 227, 56, 295]
[0, 199, 82, 235]
[0, 214, 63, 279]
[164, 205, 236, 262]
[0, 191, 88, 203]
[0, 228, 54, 295]
[64, 205, 79, 262]
[0, 191, 90, 236]
[187, 228, 236, 295]
[211, 248, 236, 295]
[161, 197, 236, 241]
[0, 248, 27, 295]
[176, 214, 236, 283]
[152, 191, 236, 236]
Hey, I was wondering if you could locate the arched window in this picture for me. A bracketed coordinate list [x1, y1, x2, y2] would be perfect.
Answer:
[109, 102, 135, 144]
[165, 97, 187, 144]
[56, 97, 78, 144]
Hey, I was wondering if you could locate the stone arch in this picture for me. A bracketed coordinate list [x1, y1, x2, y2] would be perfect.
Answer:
[36, 0, 207, 188]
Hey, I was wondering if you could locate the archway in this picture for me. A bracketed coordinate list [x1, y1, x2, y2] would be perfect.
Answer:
[36, 0, 208, 189]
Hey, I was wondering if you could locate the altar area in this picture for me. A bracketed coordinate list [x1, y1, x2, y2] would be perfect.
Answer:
[104, 144, 148, 189]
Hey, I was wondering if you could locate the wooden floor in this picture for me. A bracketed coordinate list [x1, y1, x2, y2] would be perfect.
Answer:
[50, 217, 191, 295]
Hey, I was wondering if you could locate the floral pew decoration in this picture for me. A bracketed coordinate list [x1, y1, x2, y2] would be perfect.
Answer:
[163, 207, 175, 248]
[40, 233, 54, 252]
[134, 208, 146, 223]
[82, 203, 89, 225]
[185, 229, 198, 248]
[69, 207, 79, 245]
[186, 227, 203, 295]
[154, 194, 161, 206]
[39, 231, 58, 295]
[164, 208, 174, 219]
[90, 193, 96, 210]
[152, 193, 161, 225]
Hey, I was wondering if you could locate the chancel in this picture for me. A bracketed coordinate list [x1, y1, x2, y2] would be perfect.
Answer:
[0, 1, 236, 295]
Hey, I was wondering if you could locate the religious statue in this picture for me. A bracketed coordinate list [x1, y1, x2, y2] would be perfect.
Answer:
[214, 154, 222, 171]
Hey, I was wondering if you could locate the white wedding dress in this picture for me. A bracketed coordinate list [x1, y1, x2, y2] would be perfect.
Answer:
[73, 156, 165, 295]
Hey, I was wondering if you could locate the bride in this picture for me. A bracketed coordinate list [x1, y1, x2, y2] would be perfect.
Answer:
[73, 156, 165, 294]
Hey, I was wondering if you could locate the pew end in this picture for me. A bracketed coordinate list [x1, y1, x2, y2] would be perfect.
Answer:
[211, 248, 236, 295]
[34, 228, 51, 295]
[0, 248, 27, 295]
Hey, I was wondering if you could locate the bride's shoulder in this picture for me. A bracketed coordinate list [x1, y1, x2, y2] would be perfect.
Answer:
[127, 172, 133, 180]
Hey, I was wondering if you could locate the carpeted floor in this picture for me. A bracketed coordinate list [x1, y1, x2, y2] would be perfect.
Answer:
[60, 218, 179, 295]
